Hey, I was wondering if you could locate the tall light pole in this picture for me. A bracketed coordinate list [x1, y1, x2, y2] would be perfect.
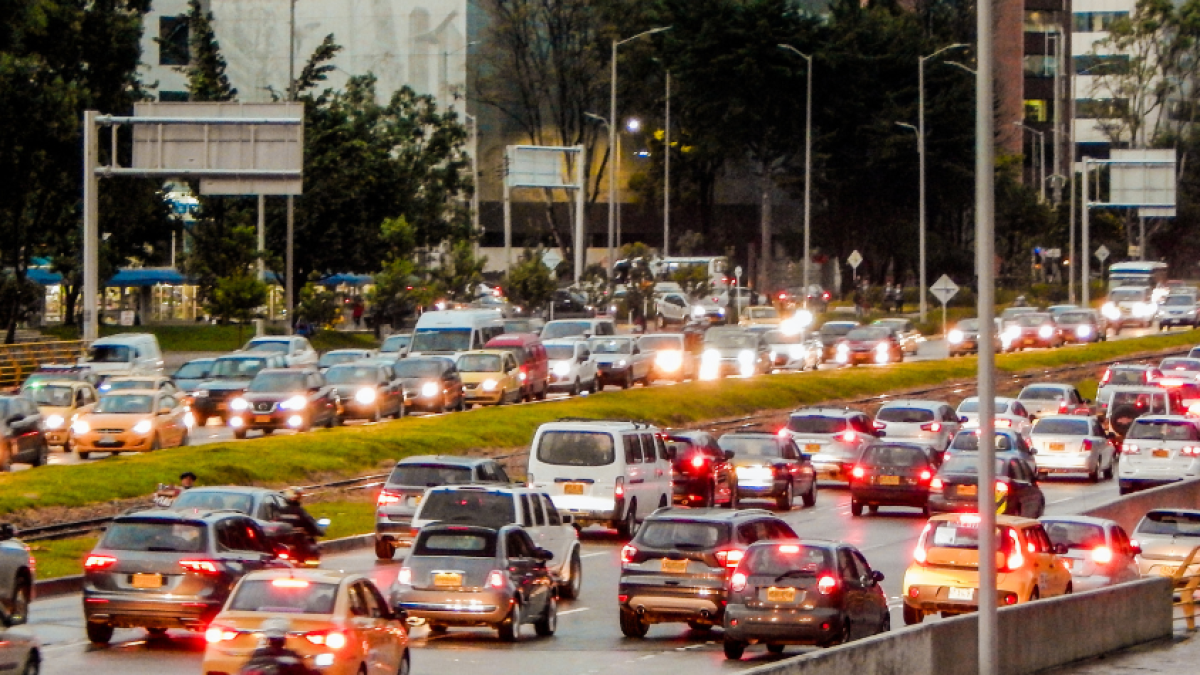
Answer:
[1014, 121, 1046, 202]
[464, 113, 480, 243]
[608, 26, 671, 278]
[664, 70, 671, 257]
[777, 44, 813, 299]
[286, 0, 297, 334]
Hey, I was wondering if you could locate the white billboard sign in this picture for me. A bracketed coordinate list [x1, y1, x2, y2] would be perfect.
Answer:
[1110, 149, 1176, 217]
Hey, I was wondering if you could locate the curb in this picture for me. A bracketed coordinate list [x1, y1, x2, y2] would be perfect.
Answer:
[32, 533, 376, 600]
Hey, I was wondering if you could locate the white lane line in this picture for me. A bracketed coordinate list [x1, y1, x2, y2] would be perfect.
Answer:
[581, 552, 609, 558]
[1050, 497, 1075, 504]
[558, 607, 591, 616]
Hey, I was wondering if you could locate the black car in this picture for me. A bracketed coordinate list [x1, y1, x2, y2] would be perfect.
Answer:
[0, 395, 48, 470]
[722, 540, 890, 658]
[393, 356, 465, 413]
[665, 431, 737, 508]
[618, 508, 798, 637]
[324, 362, 405, 421]
[227, 368, 341, 439]
[190, 354, 287, 426]
[168, 486, 329, 566]
[545, 290, 595, 319]
[718, 432, 817, 510]
[928, 453, 1046, 517]
[847, 442, 937, 516]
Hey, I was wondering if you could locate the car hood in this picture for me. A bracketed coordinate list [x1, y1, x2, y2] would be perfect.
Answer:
[81, 412, 154, 429]
[240, 391, 307, 402]
[197, 378, 252, 391]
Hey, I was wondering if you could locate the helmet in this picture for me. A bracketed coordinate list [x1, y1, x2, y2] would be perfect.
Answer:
[281, 488, 302, 502]
[260, 617, 290, 641]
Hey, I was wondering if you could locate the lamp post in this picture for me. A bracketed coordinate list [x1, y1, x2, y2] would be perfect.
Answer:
[1014, 121, 1046, 203]
[777, 44, 813, 300]
[664, 70, 671, 257]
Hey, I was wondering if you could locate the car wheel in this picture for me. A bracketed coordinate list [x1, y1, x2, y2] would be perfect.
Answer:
[921, 501, 931, 517]
[233, 429, 247, 440]
[880, 611, 892, 633]
[375, 539, 395, 560]
[195, 414, 209, 428]
[775, 481, 794, 511]
[149, 435, 160, 451]
[616, 503, 638, 539]
[619, 608, 649, 638]
[86, 621, 114, 644]
[726, 485, 740, 509]
[1065, 582, 1074, 595]
[902, 604, 923, 625]
[571, 379, 580, 396]
[534, 595, 557, 636]
[22, 655, 38, 675]
[1103, 457, 1115, 480]
[9, 580, 29, 624]
[77, 450, 90, 460]
[1088, 466, 1099, 483]
[498, 600, 522, 642]
[396, 650, 411, 675]
[32, 440, 48, 467]
[868, 504, 879, 515]
[766, 643, 785, 654]
[428, 623, 448, 634]
[561, 549, 583, 600]
[146, 627, 168, 638]
[723, 637, 746, 660]
[536, 386, 547, 401]
[801, 481, 817, 507]
[179, 429, 189, 447]
[622, 372, 632, 389]
[1029, 586, 1040, 601]
[372, 407, 382, 423]
[851, 499, 864, 517]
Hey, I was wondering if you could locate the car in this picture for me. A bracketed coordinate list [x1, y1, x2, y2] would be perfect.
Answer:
[227, 368, 340, 439]
[0, 523, 33, 624]
[239, 335, 319, 369]
[1046, 304, 1080, 318]
[872, 400, 961, 459]
[470, 293, 515, 317]
[189, 354, 289, 427]
[871, 318, 922, 355]
[19, 364, 100, 389]
[592, 336, 654, 388]
[1118, 415, 1200, 494]
[1040, 516, 1140, 591]
[956, 396, 1034, 440]
[316, 348, 377, 372]
[540, 318, 616, 340]
[503, 317, 545, 334]
[544, 338, 598, 395]
[816, 321, 859, 360]
[82, 509, 289, 644]
[323, 362, 405, 421]
[999, 306, 1040, 327]
[1131, 508, 1200, 577]
[739, 305, 781, 326]
[0, 396, 49, 471]
[1100, 386, 1182, 445]
[391, 523, 557, 641]
[716, 286, 767, 314]
[901, 513, 1072, 624]
[1098, 363, 1163, 403]
[203, 569, 409, 675]
[946, 318, 1005, 356]
[782, 407, 878, 482]
[1005, 312, 1064, 349]
[664, 431, 737, 508]
[21, 379, 97, 451]
[718, 431, 817, 510]
[834, 326, 904, 366]
[847, 442, 938, 516]
[374, 455, 511, 558]
[0, 597, 38, 675]
[945, 428, 1038, 468]
[80, 333, 164, 381]
[654, 292, 698, 327]
[379, 332, 412, 357]
[1029, 415, 1116, 481]
[699, 327, 771, 379]
[545, 289, 595, 319]
[761, 328, 823, 371]
[484, 333, 550, 401]
[722, 540, 889, 658]
[1155, 374, 1200, 410]
[392, 356, 465, 413]
[1055, 310, 1107, 344]
[1102, 286, 1157, 332]
[1158, 356, 1200, 376]
[456, 350, 522, 407]
[1016, 383, 1090, 419]
[100, 374, 179, 396]
[170, 357, 215, 392]
[527, 419, 673, 538]
[638, 333, 697, 382]
[928, 452, 1045, 517]
[70, 390, 191, 459]
[617, 508, 799, 637]
[407, 485, 583, 599]
[168, 486, 330, 567]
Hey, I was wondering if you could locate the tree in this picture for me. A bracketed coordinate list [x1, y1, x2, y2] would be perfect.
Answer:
[174, 0, 237, 102]
[295, 278, 342, 329]
[431, 241, 488, 301]
[619, 242, 657, 321]
[506, 249, 558, 309]
[206, 273, 268, 343]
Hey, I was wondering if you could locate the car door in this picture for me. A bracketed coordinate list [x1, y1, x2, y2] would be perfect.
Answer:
[1109, 525, 1141, 582]
[360, 580, 402, 675]
[851, 548, 888, 633]
[504, 528, 547, 615]
[836, 547, 870, 636]
[1007, 459, 1040, 516]
[533, 493, 568, 571]
[577, 343, 596, 384]
[522, 492, 553, 554]
[215, 518, 271, 573]
[622, 435, 648, 509]
[1028, 525, 1070, 595]
[643, 432, 670, 505]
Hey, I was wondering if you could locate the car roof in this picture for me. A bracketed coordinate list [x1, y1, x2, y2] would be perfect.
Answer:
[869, 441, 938, 451]
[1103, 385, 1165, 393]
[538, 420, 657, 431]
[106, 375, 166, 382]
[1040, 515, 1118, 528]
[1107, 363, 1157, 370]
[878, 400, 948, 409]
[460, 349, 513, 358]
[240, 568, 357, 585]
[99, 388, 163, 396]
[182, 486, 273, 495]
[424, 484, 531, 495]
[217, 353, 273, 361]
[1021, 383, 1072, 390]
[183, 357, 217, 364]
[959, 396, 1017, 403]
[397, 455, 492, 467]
[116, 508, 242, 524]
[26, 379, 89, 388]
[324, 348, 372, 355]
[719, 431, 780, 439]
[646, 507, 778, 523]
[790, 407, 859, 417]
[257, 367, 306, 376]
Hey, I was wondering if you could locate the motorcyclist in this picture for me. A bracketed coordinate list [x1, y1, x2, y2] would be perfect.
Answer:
[279, 488, 324, 565]
[238, 618, 317, 675]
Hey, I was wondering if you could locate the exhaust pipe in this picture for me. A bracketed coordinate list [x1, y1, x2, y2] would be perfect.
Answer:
[699, 610, 712, 620]
[636, 607, 647, 616]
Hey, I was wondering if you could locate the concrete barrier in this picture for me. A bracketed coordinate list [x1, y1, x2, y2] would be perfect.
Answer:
[743, 577, 1173, 675]
[1082, 478, 1200, 533]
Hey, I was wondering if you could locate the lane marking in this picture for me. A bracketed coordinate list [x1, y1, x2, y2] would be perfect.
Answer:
[581, 552, 609, 558]
[1050, 497, 1075, 504]
[558, 607, 591, 616]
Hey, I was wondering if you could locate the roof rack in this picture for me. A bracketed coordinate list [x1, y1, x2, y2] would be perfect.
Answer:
[552, 417, 656, 429]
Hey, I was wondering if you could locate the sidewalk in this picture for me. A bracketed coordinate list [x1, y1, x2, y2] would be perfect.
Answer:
[1045, 630, 1198, 674]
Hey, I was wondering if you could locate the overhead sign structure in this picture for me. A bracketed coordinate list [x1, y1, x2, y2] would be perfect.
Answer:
[930, 274, 959, 339]
[504, 145, 587, 283]
[1095, 245, 1110, 262]
[1110, 149, 1176, 218]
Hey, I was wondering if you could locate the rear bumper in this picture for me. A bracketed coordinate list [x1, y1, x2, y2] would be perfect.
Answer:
[723, 606, 842, 643]
[83, 593, 223, 628]
[1119, 477, 1181, 492]
[850, 485, 929, 506]
[619, 587, 726, 623]
[394, 589, 510, 624]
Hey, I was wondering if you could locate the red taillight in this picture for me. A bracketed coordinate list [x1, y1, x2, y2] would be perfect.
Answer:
[1092, 546, 1114, 564]
[397, 567, 412, 585]
[615, 477, 625, 498]
[1101, 369, 1111, 384]
[621, 545, 637, 564]
[486, 570, 506, 589]
[84, 555, 117, 571]
[840, 430, 857, 443]
[306, 631, 347, 649]
[690, 454, 707, 469]
[519, 369, 528, 382]
[1182, 446, 1200, 457]
[1003, 530, 1025, 571]
[377, 489, 401, 506]
[919, 469, 932, 481]
[731, 571, 748, 592]
[873, 421, 886, 430]
[1082, 439, 1093, 451]
[1122, 443, 1140, 455]
[778, 293, 787, 300]
[179, 559, 220, 574]
[850, 465, 865, 480]
[823, 292, 831, 300]
[995, 419, 1013, 428]
[817, 575, 837, 595]
[1003, 593, 1019, 605]
[715, 549, 744, 568]
[1059, 400, 1069, 413]
[929, 477, 944, 491]
[205, 626, 238, 643]
[777, 427, 789, 437]
[920, 422, 942, 432]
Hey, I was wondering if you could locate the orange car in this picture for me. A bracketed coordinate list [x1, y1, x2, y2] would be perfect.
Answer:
[70, 389, 192, 459]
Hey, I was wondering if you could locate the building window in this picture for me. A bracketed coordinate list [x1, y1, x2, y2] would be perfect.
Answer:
[1024, 10, 1060, 33]
[1074, 54, 1130, 75]
[160, 91, 189, 102]
[1073, 12, 1128, 33]
[1075, 98, 1130, 119]
[1023, 55, 1059, 78]
[1024, 100, 1049, 122]
[159, 16, 189, 66]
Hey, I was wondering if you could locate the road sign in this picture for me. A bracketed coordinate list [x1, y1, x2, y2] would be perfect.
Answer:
[847, 250, 863, 270]
[1044, 248, 1061, 259]
[734, 265, 743, 278]
[930, 275, 959, 304]
[1095, 245, 1110, 262]
[542, 249, 563, 270]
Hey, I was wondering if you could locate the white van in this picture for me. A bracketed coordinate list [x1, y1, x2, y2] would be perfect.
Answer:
[79, 333, 163, 381]
[527, 420, 672, 537]
[408, 309, 505, 358]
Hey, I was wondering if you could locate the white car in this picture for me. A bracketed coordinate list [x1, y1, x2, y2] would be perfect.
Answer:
[1131, 508, 1200, 577]
[638, 333, 697, 382]
[544, 339, 597, 395]
[1016, 383, 1089, 419]
[872, 400, 960, 458]
[240, 335, 319, 368]
[957, 396, 1034, 440]
[1040, 516, 1140, 592]
[653, 292, 699, 328]
[1029, 415, 1116, 481]
[762, 328, 822, 371]
[1118, 415, 1200, 494]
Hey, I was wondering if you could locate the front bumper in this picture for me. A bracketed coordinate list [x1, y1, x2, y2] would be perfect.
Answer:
[723, 605, 842, 644]
[463, 387, 505, 405]
[394, 588, 510, 624]
[73, 430, 157, 452]
[231, 410, 307, 430]
[1158, 315, 1196, 327]
[83, 592, 223, 629]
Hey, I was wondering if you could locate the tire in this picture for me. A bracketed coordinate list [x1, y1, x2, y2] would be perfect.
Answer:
[428, 623, 448, 634]
[723, 637, 746, 660]
[372, 407, 382, 423]
[616, 503, 638, 539]
[921, 502, 932, 517]
[1029, 586, 1040, 602]
[775, 481, 794, 511]
[86, 621, 114, 645]
[179, 429, 189, 447]
[571, 379, 580, 397]
[536, 386, 546, 401]
[149, 435, 160, 452]
[146, 627, 168, 637]
[534, 595, 557, 636]
[766, 643, 786, 654]
[9, 581, 29, 624]
[851, 499, 864, 517]
[622, 372, 632, 389]
[262, 428, 274, 436]
[561, 549, 582, 600]
[801, 481, 817, 507]
[903, 604, 923, 625]
[1103, 457, 1115, 480]
[195, 414, 209, 428]
[497, 600, 522, 642]
[868, 504, 879, 515]
[1087, 466, 1099, 483]
[687, 621, 713, 632]
[619, 608, 649, 638]
[22, 655, 38, 675]
[32, 441, 47, 468]
[397, 650, 411, 675]
[78, 450, 90, 460]
[1065, 582, 1074, 595]
[233, 429, 247, 440]
[726, 485, 740, 509]
[375, 539, 395, 561]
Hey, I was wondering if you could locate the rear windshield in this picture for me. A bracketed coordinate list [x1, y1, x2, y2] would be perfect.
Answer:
[638, 521, 728, 550]
[419, 490, 516, 529]
[1136, 511, 1200, 536]
[861, 445, 929, 467]
[1126, 420, 1200, 441]
[389, 464, 473, 488]
[106, 379, 155, 392]
[535, 430, 615, 466]
[457, 354, 502, 373]
[95, 394, 155, 414]
[1042, 521, 1106, 550]
[592, 339, 632, 355]
[228, 579, 339, 614]
[950, 432, 1016, 451]
[171, 491, 254, 514]
[876, 407, 935, 423]
[545, 345, 575, 360]
[394, 360, 446, 378]
[924, 520, 1009, 552]
[958, 400, 1010, 414]
[718, 436, 780, 458]
[542, 322, 591, 340]
[210, 358, 269, 379]
[1163, 295, 1195, 306]
[101, 521, 206, 552]
[1033, 418, 1091, 436]
[1161, 359, 1200, 372]
[1109, 369, 1150, 385]
[413, 530, 498, 557]
[743, 544, 830, 576]
[318, 352, 363, 369]
[1020, 387, 1066, 400]
[248, 372, 306, 392]
[787, 416, 847, 434]
[174, 361, 212, 379]
[324, 366, 377, 385]
[411, 329, 470, 353]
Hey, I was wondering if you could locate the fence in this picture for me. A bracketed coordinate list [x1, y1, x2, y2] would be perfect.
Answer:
[0, 341, 85, 389]
[1171, 544, 1200, 631]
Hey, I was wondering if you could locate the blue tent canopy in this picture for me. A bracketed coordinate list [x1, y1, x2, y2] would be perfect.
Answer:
[26, 268, 63, 285]
[106, 268, 187, 287]
[320, 273, 374, 287]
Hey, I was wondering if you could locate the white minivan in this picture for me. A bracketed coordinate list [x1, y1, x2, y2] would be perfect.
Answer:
[79, 333, 163, 381]
[527, 420, 672, 538]
[407, 309, 505, 358]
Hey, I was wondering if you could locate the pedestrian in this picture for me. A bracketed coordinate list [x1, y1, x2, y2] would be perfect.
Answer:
[884, 285, 896, 314]
[853, 286, 863, 318]
[352, 298, 364, 328]
[893, 284, 904, 313]
[179, 471, 197, 489]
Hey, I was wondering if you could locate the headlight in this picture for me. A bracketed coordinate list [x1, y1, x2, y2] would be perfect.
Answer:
[280, 395, 307, 410]
[717, 307, 726, 316]
[552, 361, 571, 377]
[875, 343, 889, 354]
[355, 388, 376, 404]
[230, 398, 249, 411]
[609, 305, 617, 314]
[836, 343, 849, 354]
[768, 350, 777, 362]
[71, 419, 90, 435]
[947, 329, 964, 344]
[193, 390, 209, 398]
[656, 351, 683, 372]
[1076, 325, 1093, 338]
[1102, 302, 1121, 320]
[1133, 302, 1155, 318]
[45, 414, 65, 430]
[132, 419, 153, 435]
[1038, 325, 1053, 339]
[1004, 326, 1021, 341]
[691, 305, 705, 318]
[737, 350, 755, 365]
[789, 345, 805, 359]
[617, 359, 628, 367]
[702, 348, 721, 363]
[421, 382, 439, 398]
[482, 379, 498, 391]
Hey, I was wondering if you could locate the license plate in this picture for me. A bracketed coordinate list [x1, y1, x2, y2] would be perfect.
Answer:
[100, 435, 116, 445]
[433, 572, 463, 587]
[131, 573, 163, 589]
[1153, 449, 1170, 458]
[878, 475, 900, 486]
[1049, 443, 1066, 452]
[958, 485, 978, 497]
[216, 402, 227, 411]
[660, 559, 688, 574]
[254, 415, 271, 423]
[805, 444, 820, 452]
[766, 587, 796, 603]
[948, 587, 974, 601]
[563, 483, 585, 495]
[1024, 339, 1035, 345]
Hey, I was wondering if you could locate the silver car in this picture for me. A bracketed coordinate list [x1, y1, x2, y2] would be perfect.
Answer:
[872, 400, 960, 458]
[0, 525, 32, 625]
[1118, 415, 1200, 494]
[1041, 516, 1140, 591]
[1030, 415, 1116, 481]
[1016, 383, 1088, 419]
[783, 407, 878, 481]
[1131, 508, 1200, 577]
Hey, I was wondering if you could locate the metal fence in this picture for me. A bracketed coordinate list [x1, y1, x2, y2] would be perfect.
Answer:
[0, 341, 85, 389]
[1172, 545, 1200, 631]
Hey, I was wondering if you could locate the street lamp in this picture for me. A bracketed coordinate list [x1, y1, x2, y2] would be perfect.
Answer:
[1014, 121, 1047, 203]
[777, 44, 813, 302]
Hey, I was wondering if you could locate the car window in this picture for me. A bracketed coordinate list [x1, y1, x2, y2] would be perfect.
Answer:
[536, 430, 616, 467]
[851, 416, 872, 433]
[506, 530, 536, 559]
[655, 434, 670, 461]
[1112, 526, 1133, 555]
[347, 582, 371, 617]
[737, 522, 763, 544]
[529, 494, 546, 526]
[624, 435, 641, 464]
[216, 519, 260, 553]
[1028, 526, 1052, 553]
[838, 549, 862, 581]
[851, 550, 874, 580]
[639, 434, 657, 463]
[768, 521, 797, 540]
[540, 494, 561, 526]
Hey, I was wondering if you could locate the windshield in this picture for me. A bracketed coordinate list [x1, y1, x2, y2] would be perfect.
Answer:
[95, 394, 155, 414]
[394, 360, 446, 378]
[1110, 289, 1147, 302]
[504, 320, 539, 333]
[876, 407, 935, 423]
[639, 521, 729, 549]
[210, 358, 269, 379]
[25, 384, 74, 407]
[958, 400, 1011, 414]
[1033, 418, 1091, 435]
[957, 319, 980, 331]
[743, 544, 828, 576]
[1164, 295, 1195, 306]
[245, 340, 290, 354]
[1161, 359, 1200, 372]
[545, 345, 575, 361]
[419, 491, 516, 529]
[950, 431, 1016, 451]
[171, 491, 254, 514]
[411, 329, 470, 352]
[248, 372, 307, 392]
[1109, 369, 1151, 385]
[705, 333, 758, 349]
[1137, 510, 1200, 536]
[1042, 521, 1106, 550]
[1127, 420, 1200, 441]
[819, 323, 856, 337]
[414, 530, 498, 557]
[388, 464, 473, 488]
[1020, 387, 1066, 401]
[380, 335, 411, 353]
[457, 354, 503, 373]
[542, 322, 591, 340]
[1015, 314, 1050, 327]
[318, 352, 363, 369]
[536, 430, 615, 466]
[101, 521, 206, 552]
[323, 366, 378, 385]
[592, 339, 632, 355]
[88, 345, 131, 363]
[228, 579, 339, 614]
[1000, 307, 1035, 319]
[862, 445, 929, 467]
[639, 336, 682, 351]
[1058, 312, 1094, 324]
[787, 415, 847, 434]
[846, 327, 889, 340]
[106, 379, 156, 392]
[174, 361, 211, 380]
[717, 436, 780, 458]
[763, 330, 802, 344]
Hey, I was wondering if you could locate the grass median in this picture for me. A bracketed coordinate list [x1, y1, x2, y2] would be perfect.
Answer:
[4, 329, 1197, 520]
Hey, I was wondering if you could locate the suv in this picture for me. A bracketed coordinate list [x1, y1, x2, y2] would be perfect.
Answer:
[239, 336, 319, 369]
[718, 431, 817, 509]
[617, 508, 799, 637]
[228, 368, 340, 438]
[408, 485, 583, 599]
[374, 455, 512, 559]
[528, 420, 673, 538]
[540, 318, 616, 340]
[872, 400, 960, 459]
[783, 407, 878, 482]
[1099, 385, 1183, 443]
[664, 431, 736, 508]
[167, 486, 329, 566]
[189, 354, 287, 427]
[0, 524, 33, 624]
[1118, 415, 1200, 494]
[82, 509, 287, 643]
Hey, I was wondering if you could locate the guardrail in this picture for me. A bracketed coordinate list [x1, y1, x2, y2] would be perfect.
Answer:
[0, 341, 85, 389]
[1171, 545, 1200, 631]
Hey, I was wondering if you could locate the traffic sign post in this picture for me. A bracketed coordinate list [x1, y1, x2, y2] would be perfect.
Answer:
[930, 274, 960, 338]
[847, 250, 863, 283]
[1095, 245, 1110, 262]
[734, 265, 743, 323]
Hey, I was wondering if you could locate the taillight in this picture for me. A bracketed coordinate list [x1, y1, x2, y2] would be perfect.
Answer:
[1059, 400, 1069, 413]
[920, 422, 942, 432]
[377, 489, 401, 506]
[873, 421, 886, 430]
[1092, 546, 1114, 564]
[929, 477, 944, 491]
[817, 575, 837, 595]
[1003, 530, 1025, 571]
[519, 369, 528, 382]
[397, 567, 412, 585]
[306, 631, 347, 649]
[621, 545, 637, 564]
[486, 570, 506, 589]
[995, 419, 1013, 428]
[1082, 439, 1093, 451]
[1101, 369, 1112, 384]
[840, 430, 857, 443]
[84, 555, 117, 571]
[1003, 592, 1019, 605]
[1122, 443, 1140, 455]
[615, 476, 625, 498]
[690, 454, 707, 469]
[205, 626, 238, 643]
[730, 572, 748, 592]
[715, 549, 744, 568]
[777, 427, 789, 437]
[919, 469, 932, 481]
[1182, 446, 1200, 457]
[179, 559, 220, 574]
[850, 465, 865, 480]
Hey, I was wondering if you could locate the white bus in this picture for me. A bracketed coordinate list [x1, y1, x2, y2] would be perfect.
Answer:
[613, 255, 730, 290]
[407, 309, 505, 358]
[1108, 261, 1168, 293]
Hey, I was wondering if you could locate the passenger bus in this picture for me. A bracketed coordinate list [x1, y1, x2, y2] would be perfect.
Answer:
[612, 255, 730, 290]
[1108, 261, 1168, 293]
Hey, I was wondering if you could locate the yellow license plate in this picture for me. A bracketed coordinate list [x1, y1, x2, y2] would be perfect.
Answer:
[131, 573, 163, 589]
[766, 587, 796, 603]
[563, 483, 585, 495]
[661, 559, 689, 574]
[1049, 443, 1066, 452]
[433, 572, 463, 587]
[878, 475, 900, 486]
[1153, 449, 1170, 458]
[254, 415, 271, 423]
[958, 485, 978, 496]
[805, 444, 820, 452]
[411, 494, 422, 505]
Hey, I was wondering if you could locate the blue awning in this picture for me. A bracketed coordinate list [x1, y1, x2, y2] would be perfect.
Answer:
[26, 268, 63, 285]
[107, 268, 187, 287]
[320, 273, 374, 287]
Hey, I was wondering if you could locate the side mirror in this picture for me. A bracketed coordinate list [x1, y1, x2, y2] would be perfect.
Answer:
[1053, 543, 1069, 555]
[871, 570, 885, 583]
[723, 450, 735, 461]
[0, 523, 14, 541]
[536, 548, 554, 561]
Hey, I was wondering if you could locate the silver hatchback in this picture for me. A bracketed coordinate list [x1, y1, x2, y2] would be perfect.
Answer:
[783, 408, 878, 481]
[1029, 415, 1116, 481]
[872, 400, 959, 458]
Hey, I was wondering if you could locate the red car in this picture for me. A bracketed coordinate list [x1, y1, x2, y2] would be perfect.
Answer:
[484, 333, 549, 401]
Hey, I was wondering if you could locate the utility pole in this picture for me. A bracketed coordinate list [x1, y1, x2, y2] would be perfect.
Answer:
[664, 70, 671, 257]
[286, 0, 297, 334]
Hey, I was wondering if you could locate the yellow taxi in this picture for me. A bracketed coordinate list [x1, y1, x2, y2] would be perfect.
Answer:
[99, 374, 179, 396]
[456, 350, 522, 406]
[738, 306, 782, 326]
[202, 569, 410, 675]
[22, 379, 98, 450]
[70, 389, 192, 459]
[901, 512, 1073, 625]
